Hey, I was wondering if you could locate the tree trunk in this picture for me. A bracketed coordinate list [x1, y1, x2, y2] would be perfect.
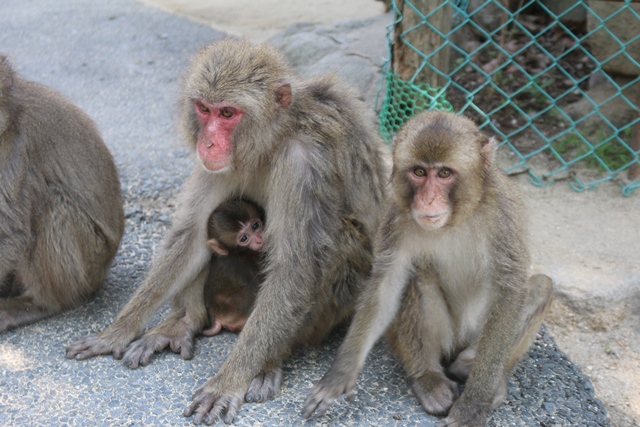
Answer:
[392, 0, 451, 88]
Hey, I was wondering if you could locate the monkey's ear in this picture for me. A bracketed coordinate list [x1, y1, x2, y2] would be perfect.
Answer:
[480, 135, 498, 169]
[207, 239, 229, 256]
[275, 83, 292, 108]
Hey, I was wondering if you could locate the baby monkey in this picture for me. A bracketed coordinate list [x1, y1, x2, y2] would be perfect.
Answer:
[203, 198, 265, 336]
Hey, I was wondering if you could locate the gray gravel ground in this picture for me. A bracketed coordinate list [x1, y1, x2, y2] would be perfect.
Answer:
[0, 0, 609, 426]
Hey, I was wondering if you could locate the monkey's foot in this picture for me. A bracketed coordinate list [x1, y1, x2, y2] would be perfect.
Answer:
[411, 371, 459, 416]
[184, 376, 245, 425]
[245, 367, 283, 403]
[123, 328, 196, 369]
[202, 320, 223, 337]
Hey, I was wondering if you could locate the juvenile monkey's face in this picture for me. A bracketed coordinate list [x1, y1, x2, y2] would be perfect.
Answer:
[406, 164, 457, 231]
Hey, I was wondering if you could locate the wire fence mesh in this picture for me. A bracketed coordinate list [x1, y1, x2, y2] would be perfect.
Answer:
[379, 0, 640, 195]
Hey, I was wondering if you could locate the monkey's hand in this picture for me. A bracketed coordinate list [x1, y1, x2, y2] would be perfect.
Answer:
[184, 375, 246, 425]
[122, 314, 201, 368]
[245, 367, 283, 403]
[301, 365, 358, 419]
[122, 329, 196, 369]
[65, 326, 134, 360]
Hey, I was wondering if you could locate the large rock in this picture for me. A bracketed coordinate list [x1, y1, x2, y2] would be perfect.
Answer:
[269, 13, 392, 108]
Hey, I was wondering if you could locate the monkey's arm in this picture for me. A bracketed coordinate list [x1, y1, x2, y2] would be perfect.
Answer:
[302, 217, 413, 418]
[443, 232, 529, 426]
[66, 169, 229, 360]
[184, 142, 356, 423]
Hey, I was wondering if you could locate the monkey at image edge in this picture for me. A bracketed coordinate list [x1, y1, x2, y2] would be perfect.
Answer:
[0, 54, 124, 333]
[303, 110, 554, 427]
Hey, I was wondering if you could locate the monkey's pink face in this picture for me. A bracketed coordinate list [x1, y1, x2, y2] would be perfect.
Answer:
[194, 99, 244, 171]
[407, 165, 456, 231]
[237, 218, 264, 252]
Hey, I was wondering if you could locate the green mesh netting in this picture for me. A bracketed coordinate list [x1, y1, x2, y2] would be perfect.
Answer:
[379, 72, 453, 142]
[379, 0, 640, 196]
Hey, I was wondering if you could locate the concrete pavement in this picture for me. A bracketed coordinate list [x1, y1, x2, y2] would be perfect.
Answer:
[0, 1, 608, 425]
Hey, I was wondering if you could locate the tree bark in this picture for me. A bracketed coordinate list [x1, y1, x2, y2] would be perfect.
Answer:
[392, 0, 451, 88]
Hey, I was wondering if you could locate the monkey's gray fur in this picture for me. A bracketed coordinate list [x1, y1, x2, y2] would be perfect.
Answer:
[0, 54, 124, 332]
[66, 39, 389, 425]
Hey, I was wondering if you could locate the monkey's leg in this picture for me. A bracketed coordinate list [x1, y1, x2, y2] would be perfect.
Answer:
[387, 278, 459, 416]
[506, 274, 554, 370]
[490, 273, 553, 409]
[1, 197, 110, 332]
[122, 267, 210, 368]
[301, 216, 373, 347]
[0, 296, 55, 332]
[447, 274, 553, 415]
[441, 273, 533, 427]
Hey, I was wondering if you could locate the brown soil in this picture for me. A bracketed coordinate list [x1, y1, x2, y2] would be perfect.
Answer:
[546, 302, 640, 427]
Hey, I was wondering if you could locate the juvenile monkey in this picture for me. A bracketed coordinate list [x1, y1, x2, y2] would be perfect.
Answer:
[203, 198, 265, 336]
[66, 39, 388, 424]
[303, 111, 553, 427]
[0, 54, 124, 332]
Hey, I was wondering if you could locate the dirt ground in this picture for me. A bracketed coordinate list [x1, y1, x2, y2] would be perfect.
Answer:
[139, 1, 640, 425]
[515, 171, 640, 427]
[546, 302, 640, 427]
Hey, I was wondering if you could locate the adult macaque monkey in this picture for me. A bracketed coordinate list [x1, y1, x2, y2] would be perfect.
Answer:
[66, 39, 388, 424]
[0, 55, 124, 332]
[303, 111, 553, 427]
[203, 198, 265, 336]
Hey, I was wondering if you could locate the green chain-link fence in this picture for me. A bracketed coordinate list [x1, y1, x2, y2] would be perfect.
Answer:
[379, 0, 640, 195]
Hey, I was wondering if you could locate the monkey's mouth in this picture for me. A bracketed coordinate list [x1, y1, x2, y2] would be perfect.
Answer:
[414, 213, 448, 230]
[419, 214, 445, 223]
[200, 157, 232, 172]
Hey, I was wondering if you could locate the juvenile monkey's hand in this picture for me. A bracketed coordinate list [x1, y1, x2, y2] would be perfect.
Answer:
[65, 326, 134, 361]
[301, 366, 358, 419]
[184, 375, 246, 425]
[437, 396, 488, 427]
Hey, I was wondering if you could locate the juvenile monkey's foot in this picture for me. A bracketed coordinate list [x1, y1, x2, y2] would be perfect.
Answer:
[411, 371, 459, 416]
[202, 320, 223, 337]
[245, 367, 283, 403]
[184, 376, 245, 425]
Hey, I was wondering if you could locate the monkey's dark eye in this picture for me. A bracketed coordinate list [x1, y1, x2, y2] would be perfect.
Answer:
[220, 107, 235, 118]
[438, 168, 453, 179]
[413, 167, 426, 177]
[195, 102, 210, 113]
[252, 221, 260, 230]
[240, 235, 248, 243]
